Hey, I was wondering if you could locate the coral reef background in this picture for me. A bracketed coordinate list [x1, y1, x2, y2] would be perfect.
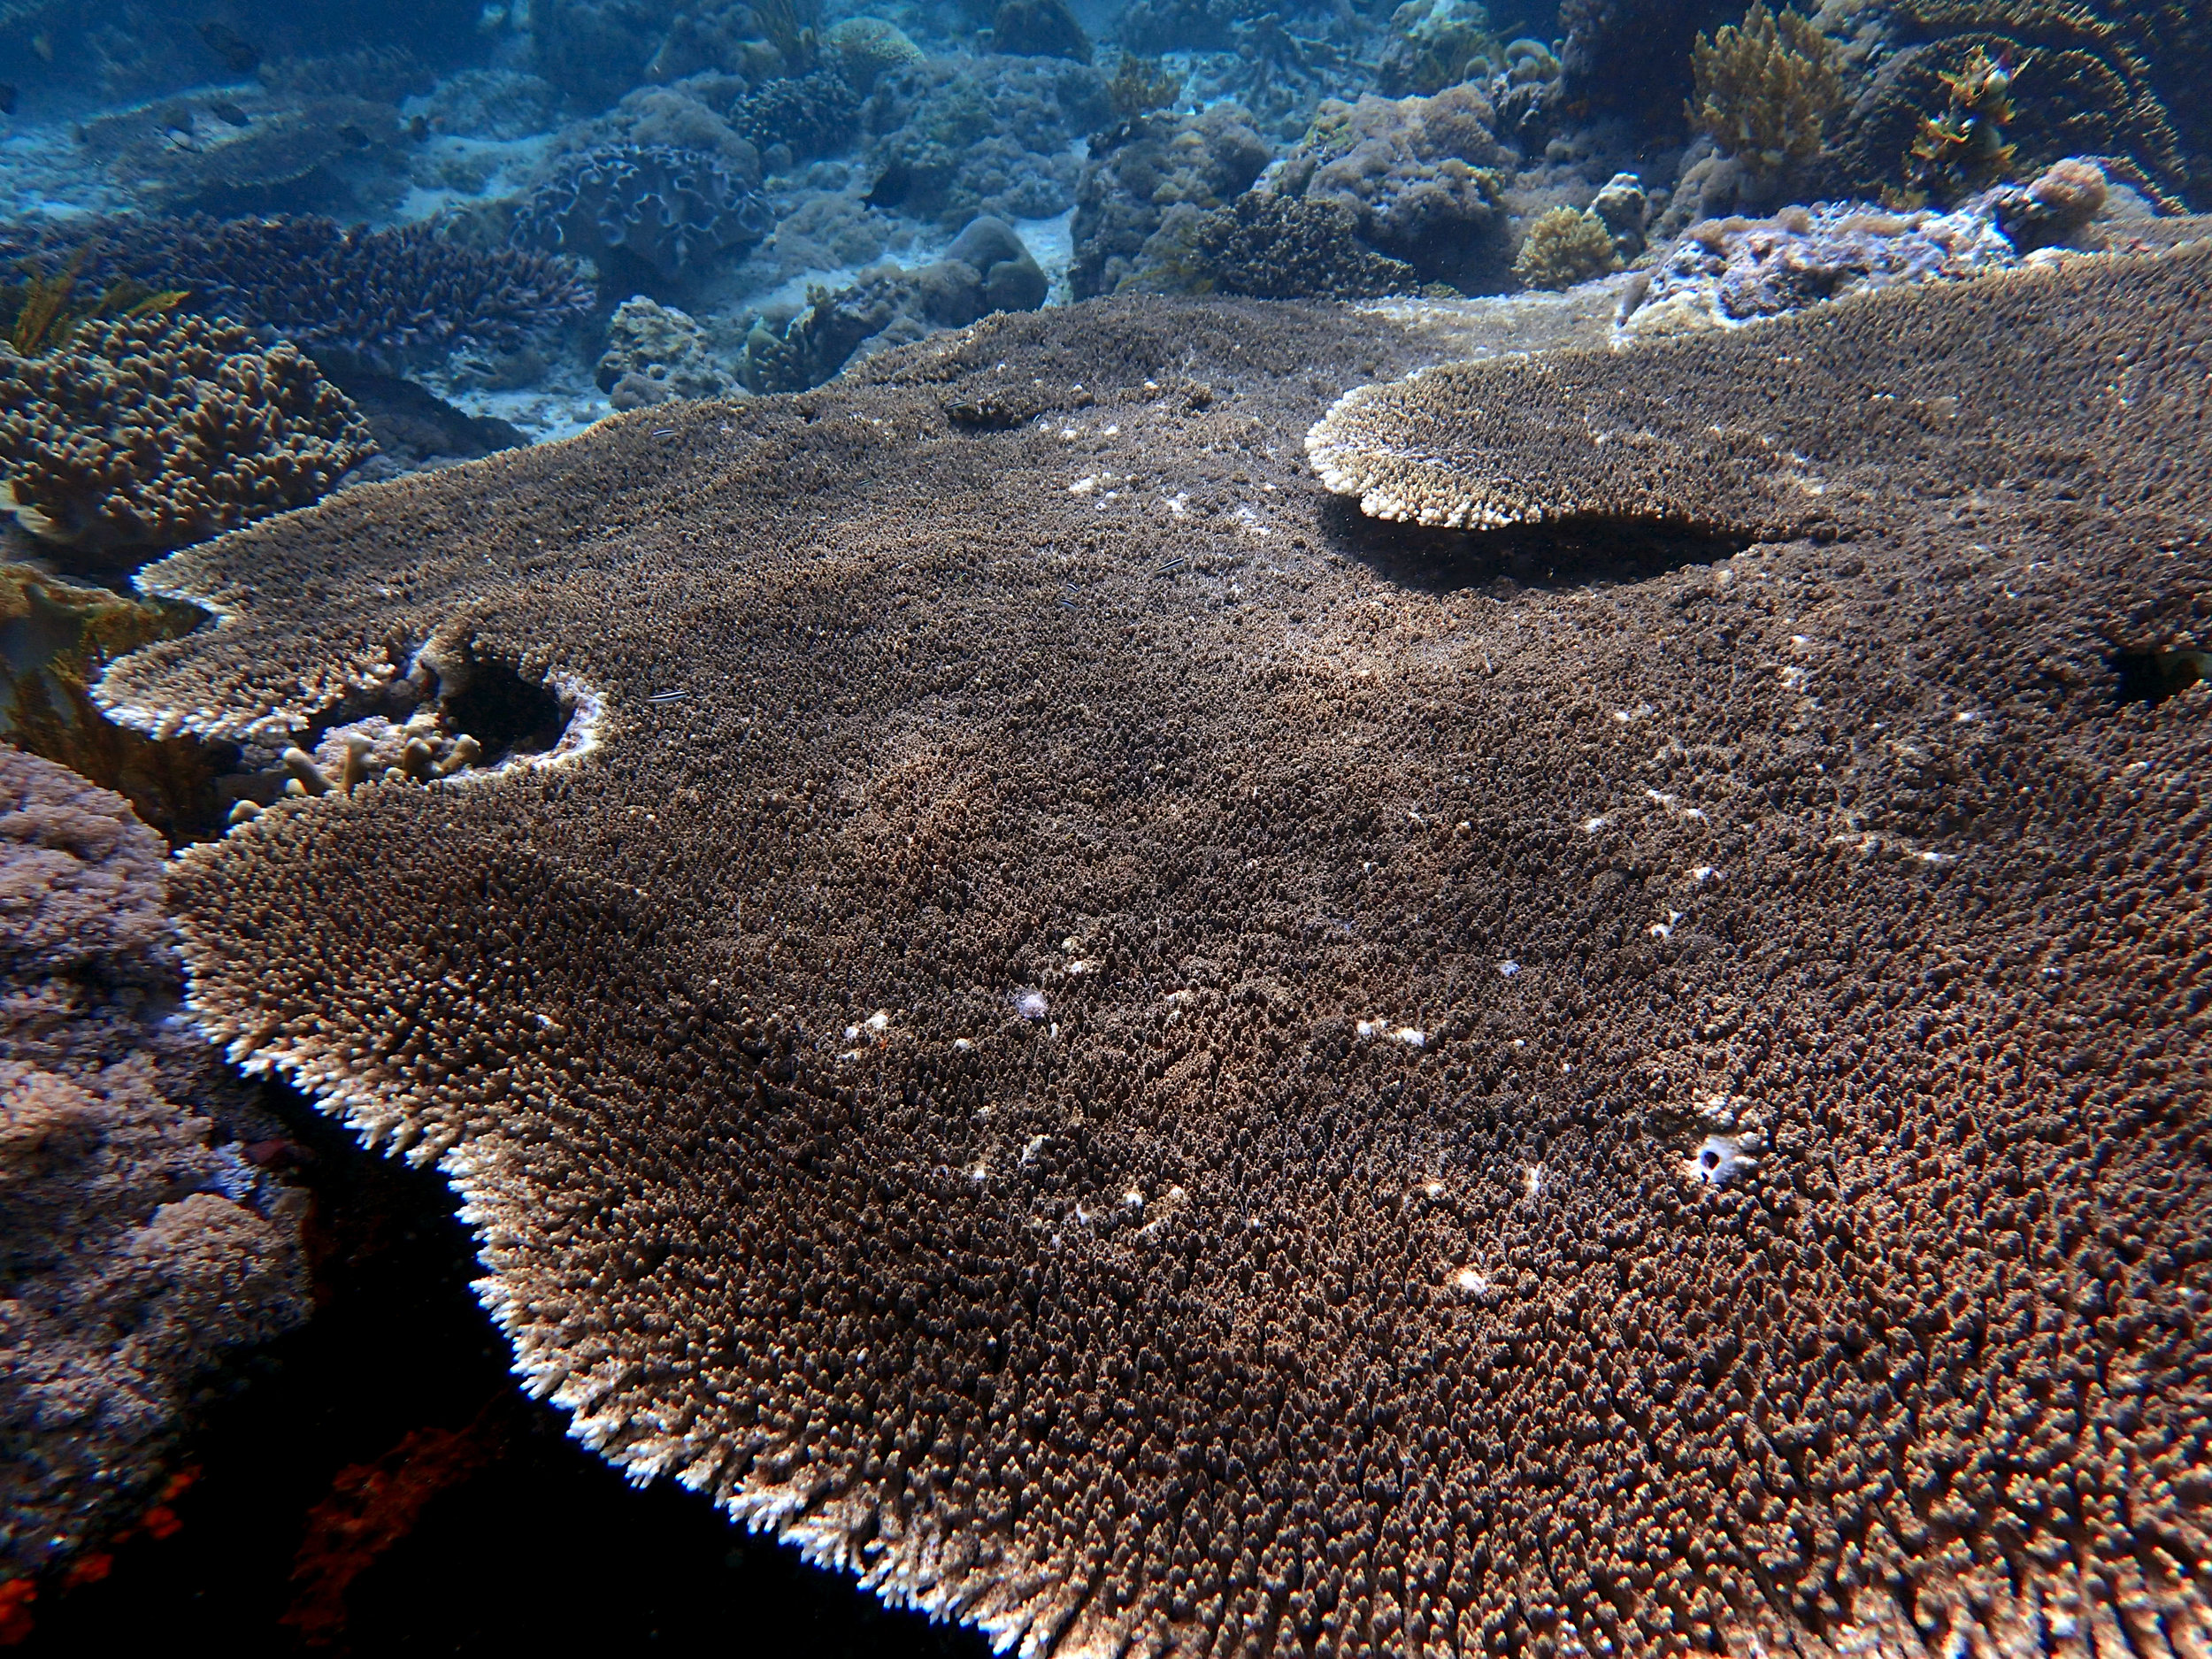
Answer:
[1, 0, 2208, 1647]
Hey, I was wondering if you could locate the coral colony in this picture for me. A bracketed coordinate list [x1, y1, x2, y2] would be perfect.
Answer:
[0, 0, 2208, 1652]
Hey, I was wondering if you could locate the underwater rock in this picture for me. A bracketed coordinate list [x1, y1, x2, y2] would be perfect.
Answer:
[0, 311, 376, 557]
[0, 748, 309, 1584]
[99, 248, 2212, 1659]
[0, 214, 595, 376]
[1069, 105, 1272, 298]
[597, 295, 737, 407]
[1620, 195, 2020, 336]
[512, 142, 775, 296]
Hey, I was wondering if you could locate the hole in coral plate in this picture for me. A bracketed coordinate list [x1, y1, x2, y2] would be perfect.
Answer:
[2110, 649, 2210, 707]
[434, 647, 572, 764]
[1321, 495, 1755, 594]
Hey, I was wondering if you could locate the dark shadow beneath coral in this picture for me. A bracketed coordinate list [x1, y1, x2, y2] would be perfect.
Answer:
[14, 1078, 994, 1658]
[434, 651, 572, 764]
[2110, 648, 2211, 707]
[1321, 495, 1754, 594]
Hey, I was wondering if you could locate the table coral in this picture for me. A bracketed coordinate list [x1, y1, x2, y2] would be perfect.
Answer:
[0, 312, 376, 557]
[0, 748, 309, 1586]
[100, 247, 2212, 1659]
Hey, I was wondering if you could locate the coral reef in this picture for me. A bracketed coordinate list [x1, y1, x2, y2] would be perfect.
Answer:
[0, 216, 595, 374]
[0, 566, 219, 839]
[512, 143, 775, 295]
[101, 243, 2212, 1659]
[81, 92, 407, 217]
[0, 312, 373, 557]
[1070, 106, 1272, 298]
[1511, 203, 1618, 288]
[1621, 196, 2018, 335]
[1819, 2, 2204, 209]
[728, 69, 861, 165]
[0, 748, 309, 1585]
[1560, 0, 1740, 123]
[597, 296, 737, 407]
[859, 55, 1110, 227]
[1268, 85, 1513, 290]
[742, 215, 1046, 391]
[988, 0, 1091, 62]
[1687, 3, 1845, 184]
[1190, 192, 1421, 298]
[1377, 0, 1500, 97]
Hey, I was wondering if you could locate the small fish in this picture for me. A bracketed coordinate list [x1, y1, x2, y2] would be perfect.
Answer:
[646, 688, 689, 703]
[334, 122, 370, 148]
[650, 427, 677, 437]
[205, 99, 250, 127]
[196, 20, 260, 74]
[161, 124, 201, 154]
[0, 85, 17, 118]
[1152, 556, 1187, 577]
[30, 34, 52, 64]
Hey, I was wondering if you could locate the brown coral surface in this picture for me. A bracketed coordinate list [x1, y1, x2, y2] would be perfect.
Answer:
[101, 252, 2212, 1659]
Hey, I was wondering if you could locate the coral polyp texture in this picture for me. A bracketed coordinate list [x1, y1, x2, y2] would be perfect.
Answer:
[100, 250, 2212, 1658]
[0, 215, 595, 373]
[0, 312, 376, 555]
[0, 748, 310, 1581]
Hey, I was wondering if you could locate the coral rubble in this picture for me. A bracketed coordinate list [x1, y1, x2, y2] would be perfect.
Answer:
[101, 246, 2212, 1659]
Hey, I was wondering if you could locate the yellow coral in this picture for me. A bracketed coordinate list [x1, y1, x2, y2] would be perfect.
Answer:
[1909, 47, 2019, 194]
[1512, 205, 1617, 290]
[1688, 3, 1844, 179]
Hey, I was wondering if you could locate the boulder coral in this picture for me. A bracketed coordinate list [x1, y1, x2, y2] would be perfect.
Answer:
[0, 748, 310, 1584]
[99, 250, 2212, 1659]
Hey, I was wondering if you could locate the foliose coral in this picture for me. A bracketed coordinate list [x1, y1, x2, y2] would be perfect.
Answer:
[86, 92, 406, 217]
[1070, 106, 1272, 298]
[1269, 85, 1513, 290]
[0, 748, 309, 1583]
[0, 215, 594, 374]
[0, 566, 219, 840]
[512, 142, 775, 294]
[101, 245, 2212, 1659]
[1687, 3, 1845, 183]
[1820, 1, 2204, 209]
[0, 312, 376, 556]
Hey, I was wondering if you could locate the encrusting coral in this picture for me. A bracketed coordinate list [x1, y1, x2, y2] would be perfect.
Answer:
[0, 311, 376, 556]
[0, 748, 310, 1586]
[95, 242, 2212, 1658]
